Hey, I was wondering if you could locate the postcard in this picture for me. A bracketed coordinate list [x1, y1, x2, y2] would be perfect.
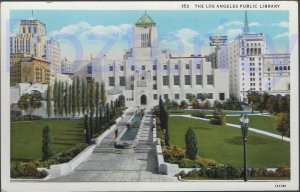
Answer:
[1, 1, 298, 191]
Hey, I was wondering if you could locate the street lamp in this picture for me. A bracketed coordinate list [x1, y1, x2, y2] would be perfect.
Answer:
[240, 114, 249, 181]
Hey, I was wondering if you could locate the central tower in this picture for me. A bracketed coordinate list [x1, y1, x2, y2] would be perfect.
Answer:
[132, 12, 158, 59]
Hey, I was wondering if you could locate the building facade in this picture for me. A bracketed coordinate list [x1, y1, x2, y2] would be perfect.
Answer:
[73, 13, 230, 107]
[209, 11, 290, 101]
[10, 18, 61, 75]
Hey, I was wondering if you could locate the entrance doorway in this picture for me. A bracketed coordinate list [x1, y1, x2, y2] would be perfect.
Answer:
[141, 95, 147, 105]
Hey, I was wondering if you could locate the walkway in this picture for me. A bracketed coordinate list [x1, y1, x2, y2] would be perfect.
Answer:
[170, 114, 290, 142]
[49, 108, 177, 182]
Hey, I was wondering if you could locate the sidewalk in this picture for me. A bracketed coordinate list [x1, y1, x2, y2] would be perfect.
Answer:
[169, 114, 290, 142]
[48, 108, 177, 182]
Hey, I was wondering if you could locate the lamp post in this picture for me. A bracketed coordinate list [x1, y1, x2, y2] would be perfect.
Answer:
[240, 114, 249, 181]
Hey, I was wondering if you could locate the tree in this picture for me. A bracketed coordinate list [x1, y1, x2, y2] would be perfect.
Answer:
[180, 100, 188, 109]
[185, 127, 199, 160]
[76, 77, 81, 115]
[106, 103, 110, 123]
[84, 114, 91, 144]
[95, 82, 100, 133]
[275, 113, 290, 141]
[72, 78, 77, 117]
[42, 125, 55, 160]
[53, 80, 58, 117]
[17, 92, 42, 119]
[68, 84, 72, 116]
[247, 91, 261, 113]
[89, 79, 95, 115]
[99, 105, 103, 131]
[59, 81, 64, 117]
[82, 78, 87, 115]
[100, 82, 107, 107]
[64, 82, 69, 117]
[46, 85, 52, 118]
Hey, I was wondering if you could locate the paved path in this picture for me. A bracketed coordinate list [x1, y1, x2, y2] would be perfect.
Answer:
[49, 108, 177, 182]
[170, 114, 290, 142]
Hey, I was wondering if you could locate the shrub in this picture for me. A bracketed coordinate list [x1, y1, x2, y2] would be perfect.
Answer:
[179, 158, 200, 168]
[209, 110, 225, 125]
[11, 162, 47, 178]
[185, 127, 199, 160]
[201, 165, 241, 179]
[195, 157, 223, 169]
[276, 165, 290, 177]
[163, 145, 185, 164]
[191, 111, 206, 118]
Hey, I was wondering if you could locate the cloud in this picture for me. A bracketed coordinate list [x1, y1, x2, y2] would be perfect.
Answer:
[159, 28, 208, 56]
[275, 32, 289, 39]
[272, 21, 289, 28]
[51, 21, 133, 40]
[216, 21, 243, 31]
[226, 28, 242, 40]
[249, 22, 261, 27]
[50, 21, 133, 60]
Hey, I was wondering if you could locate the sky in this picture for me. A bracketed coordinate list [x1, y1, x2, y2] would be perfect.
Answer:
[10, 10, 290, 60]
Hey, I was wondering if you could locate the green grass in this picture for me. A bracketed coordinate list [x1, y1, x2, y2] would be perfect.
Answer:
[11, 119, 84, 163]
[168, 116, 290, 168]
[226, 115, 280, 135]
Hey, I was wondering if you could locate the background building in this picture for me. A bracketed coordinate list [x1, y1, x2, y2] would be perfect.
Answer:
[72, 13, 230, 107]
[209, 11, 290, 101]
[10, 18, 61, 76]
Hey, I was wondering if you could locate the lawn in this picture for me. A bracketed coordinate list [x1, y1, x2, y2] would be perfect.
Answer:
[226, 115, 280, 135]
[11, 119, 84, 163]
[167, 109, 260, 116]
[168, 116, 290, 168]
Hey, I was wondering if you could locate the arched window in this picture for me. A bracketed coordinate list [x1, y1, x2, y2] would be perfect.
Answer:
[279, 66, 283, 70]
[284, 66, 287, 70]
[254, 48, 257, 54]
[247, 48, 249, 55]
[288, 66, 290, 70]
[275, 66, 278, 71]
[258, 48, 261, 54]
[250, 48, 253, 54]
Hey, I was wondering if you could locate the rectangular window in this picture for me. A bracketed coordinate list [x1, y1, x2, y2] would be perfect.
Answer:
[196, 75, 202, 85]
[109, 66, 114, 71]
[153, 84, 157, 90]
[131, 66, 135, 71]
[87, 66, 92, 74]
[174, 75, 180, 85]
[175, 94, 180, 100]
[120, 66, 124, 71]
[142, 65, 145, 70]
[153, 65, 157, 70]
[153, 94, 158, 100]
[153, 76, 157, 80]
[163, 76, 169, 86]
[207, 75, 214, 85]
[119, 76, 125, 86]
[186, 93, 193, 99]
[185, 75, 191, 85]
[131, 84, 134, 90]
[163, 65, 168, 70]
[186, 64, 190, 69]
[109, 77, 115, 86]
[164, 94, 168, 100]
[219, 93, 225, 101]
[196, 64, 200, 69]
[197, 93, 203, 99]
[207, 93, 213, 99]
[175, 65, 179, 70]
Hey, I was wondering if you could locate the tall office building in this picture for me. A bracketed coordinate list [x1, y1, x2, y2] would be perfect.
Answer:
[210, 11, 290, 101]
[10, 17, 61, 82]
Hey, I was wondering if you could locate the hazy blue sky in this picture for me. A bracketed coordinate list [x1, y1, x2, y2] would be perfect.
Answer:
[10, 10, 289, 60]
